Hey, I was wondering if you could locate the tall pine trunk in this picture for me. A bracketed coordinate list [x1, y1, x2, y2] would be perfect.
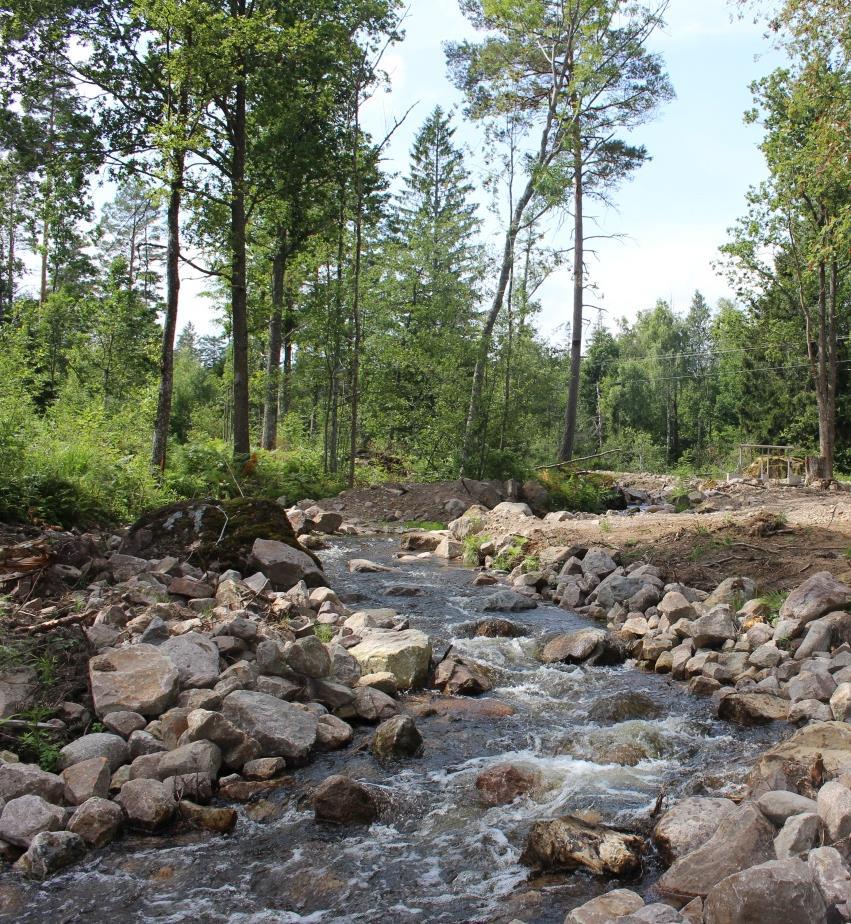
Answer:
[230, 58, 250, 458]
[151, 137, 186, 471]
[559, 129, 584, 462]
[261, 232, 286, 450]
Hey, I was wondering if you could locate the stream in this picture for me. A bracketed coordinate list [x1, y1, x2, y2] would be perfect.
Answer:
[3, 536, 783, 923]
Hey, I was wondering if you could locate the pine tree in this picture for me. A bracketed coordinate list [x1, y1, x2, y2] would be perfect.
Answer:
[366, 107, 483, 473]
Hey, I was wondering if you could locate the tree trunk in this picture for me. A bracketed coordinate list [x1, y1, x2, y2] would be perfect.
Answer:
[230, 58, 250, 458]
[348, 181, 363, 489]
[281, 290, 295, 417]
[559, 131, 584, 462]
[151, 140, 186, 471]
[261, 233, 286, 451]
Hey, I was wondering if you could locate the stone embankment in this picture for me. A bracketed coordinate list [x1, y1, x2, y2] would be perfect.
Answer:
[0, 499, 433, 879]
[417, 502, 851, 923]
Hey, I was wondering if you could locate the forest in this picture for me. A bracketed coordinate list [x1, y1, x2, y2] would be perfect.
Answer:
[0, 0, 848, 526]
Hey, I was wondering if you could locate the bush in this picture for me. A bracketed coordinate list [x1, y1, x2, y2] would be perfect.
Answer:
[539, 471, 620, 514]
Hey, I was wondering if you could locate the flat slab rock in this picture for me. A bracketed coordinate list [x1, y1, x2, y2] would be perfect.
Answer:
[348, 629, 431, 689]
[657, 803, 775, 901]
[653, 797, 738, 864]
[747, 720, 851, 795]
[222, 690, 318, 764]
[89, 645, 179, 717]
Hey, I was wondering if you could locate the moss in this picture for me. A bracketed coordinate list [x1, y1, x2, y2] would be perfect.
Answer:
[123, 497, 319, 572]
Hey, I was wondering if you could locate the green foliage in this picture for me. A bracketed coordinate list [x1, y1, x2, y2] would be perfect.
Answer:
[462, 532, 491, 566]
[492, 538, 529, 571]
[761, 591, 789, 626]
[403, 521, 447, 531]
[313, 624, 334, 643]
[520, 555, 540, 573]
[541, 471, 618, 513]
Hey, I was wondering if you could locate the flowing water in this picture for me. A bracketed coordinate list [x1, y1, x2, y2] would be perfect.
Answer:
[3, 536, 783, 923]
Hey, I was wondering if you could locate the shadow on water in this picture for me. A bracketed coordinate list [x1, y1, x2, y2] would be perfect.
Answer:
[2, 535, 784, 924]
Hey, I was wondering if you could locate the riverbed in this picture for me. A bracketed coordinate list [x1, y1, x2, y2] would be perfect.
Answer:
[3, 536, 782, 923]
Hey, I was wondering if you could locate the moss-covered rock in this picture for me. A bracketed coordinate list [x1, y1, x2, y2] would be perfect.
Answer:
[121, 498, 319, 572]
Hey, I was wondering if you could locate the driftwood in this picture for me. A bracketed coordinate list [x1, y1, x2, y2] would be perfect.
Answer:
[23, 610, 95, 634]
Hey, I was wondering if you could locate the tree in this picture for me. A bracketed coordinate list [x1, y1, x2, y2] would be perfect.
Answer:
[364, 107, 482, 472]
[722, 60, 851, 478]
[447, 0, 671, 475]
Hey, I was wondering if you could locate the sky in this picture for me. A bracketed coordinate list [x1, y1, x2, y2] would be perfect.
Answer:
[355, 0, 783, 346]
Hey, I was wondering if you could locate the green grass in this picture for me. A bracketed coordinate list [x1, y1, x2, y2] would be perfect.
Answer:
[402, 520, 447, 531]
[462, 533, 491, 566]
[520, 555, 540, 573]
[759, 590, 789, 626]
[539, 471, 619, 514]
[314, 624, 334, 643]
[492, 538, 529, 572]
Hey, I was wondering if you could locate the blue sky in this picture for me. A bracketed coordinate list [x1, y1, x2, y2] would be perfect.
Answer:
[361, 0, 784, 345]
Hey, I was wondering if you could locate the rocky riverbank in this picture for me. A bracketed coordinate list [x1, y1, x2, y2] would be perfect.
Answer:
[2, 490, 851, 922]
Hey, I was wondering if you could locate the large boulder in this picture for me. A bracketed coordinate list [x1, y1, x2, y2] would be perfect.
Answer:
[588, 692, 662, 725]
[481, 590, 537, 612]
[116, 778, 175, 831]
[349, 629, 431, 689]
[89, 645, 179, 717]
[222, 690, 318, 764]
[67, 797, 123, 848]
[703, 858, 827, 924]
[121, 497, 318, 574]
[475, 764, 540, 807]
[16, 831, 86, 880]
[251, 538, 325, 590]
[565, 891, 645, 924]
[657, 803, 776, 901]
[717, 692, 789, 726]
[520, 816, 644, 877]
[687, 607, 739, 649]
[371, 715, 423, 761]
[0, 666, 37, 720]
[160, 633, 221, 689]
[0, 762, 64, 803]
[652, 797, 738, 864]
[0, 794, 64, 847]
[312, 775, 377, 825]
[433, 656, 492, 696]
[746, 721, 851, 795]
[541, 629, 626, 666]
[780, 572, 851, 629]
[59, 733, 128, 772]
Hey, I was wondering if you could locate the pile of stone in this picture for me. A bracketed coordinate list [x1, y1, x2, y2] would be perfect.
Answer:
[0, 537, 433, 879]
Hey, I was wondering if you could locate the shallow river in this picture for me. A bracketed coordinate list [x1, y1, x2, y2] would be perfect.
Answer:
[4, 536, 783, 923]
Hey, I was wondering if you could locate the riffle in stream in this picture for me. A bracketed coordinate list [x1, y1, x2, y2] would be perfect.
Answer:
[4, 536, 782, 923]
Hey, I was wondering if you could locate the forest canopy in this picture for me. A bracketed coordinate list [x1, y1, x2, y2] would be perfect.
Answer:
[0, 0, 848, 525]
